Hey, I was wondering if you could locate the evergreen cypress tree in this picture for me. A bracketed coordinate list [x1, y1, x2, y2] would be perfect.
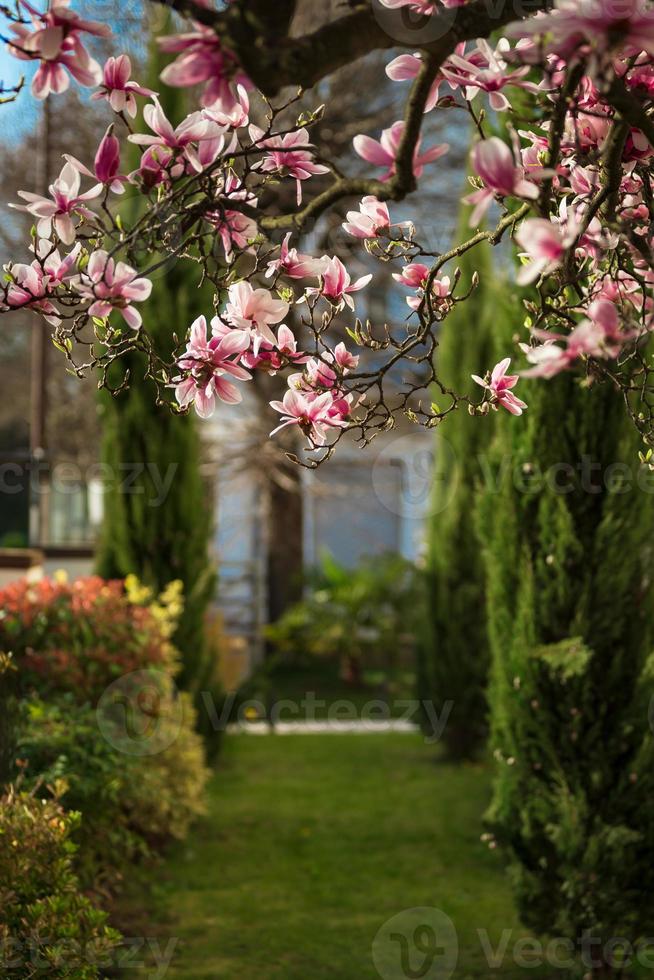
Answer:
[478, 300, 654, 975]
[418, 213, 496, 760]
[96, 21, 219, 743]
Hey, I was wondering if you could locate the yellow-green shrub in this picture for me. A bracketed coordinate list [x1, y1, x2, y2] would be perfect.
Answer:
[0, 787, 120, 979]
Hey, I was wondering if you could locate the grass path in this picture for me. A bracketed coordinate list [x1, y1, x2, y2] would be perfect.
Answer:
[130, 734, 551, 979]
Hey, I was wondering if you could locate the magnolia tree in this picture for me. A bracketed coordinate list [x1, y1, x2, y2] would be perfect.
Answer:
[2, 0, 654, 464]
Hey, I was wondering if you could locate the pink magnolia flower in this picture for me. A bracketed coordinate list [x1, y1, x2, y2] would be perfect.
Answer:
[6, 262, 59, 323]
[131, 124, 231, 186]
[464, 137, 540, 226]
[386, 54, 442, 113]
[313, 256, 372, 310]
[379, 0, 466, 13]
[585, 299, 634, 352]
[509, 0, 654, 60]
[393, 263, 450, 312]
[561, 110, 612, 156]
[353, 121, 449, 182]
[275, 325, 306, 360]
[241, 324, 308, 373]
[7, 0, 110, 99]
[203, 85, 250, 130]
[558, 198, 617, 264]
[625, 58, 654, 98]
[378, 0, 437, 11]
[520, 329, 596, 379]
[158, 24, 252, 117]
[204, 175, 258, 263]
[522, 300, 639, 378]
[472, 358, 528, 415]
[344, 197, 391, 239]
[569, 163, 600, 198]
[623, 127, 654, 164]
[130, 146, 175, 190]
[411, 275, 451, 313]
[11, 161, 102, 245]
[224, 281, 290, 348]
[386, 43, 476, 112]
[34, 238, 80, 283]
[128, 100, 224, 175]
[64, 127, 127, 195]
[265, 233, 323, 280]
[194, 129, 237, 174]
[5, 239, 80, 325]
[343, 197, 413, 240]
[325, 392, 356, 424]
[586, 297, 642, 350]
[334, 343, 360, 371]
[291, 346, 359, 391]
[393, 262, 430, 289]
[443, 38, 539, 111]
[75, 250, 152, 329]
[594, 271, 644, 311]
[515, 217, 573, 285]
[91, 55, 155, 118]
[174, 314, 251, 416]
[304, 357, 339, 390]
[250, 126, 330, 206]
[270, 389, 349, 445]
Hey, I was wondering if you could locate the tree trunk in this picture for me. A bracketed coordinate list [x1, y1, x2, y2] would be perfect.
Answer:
[590, 960, 620, 980]
[340, 654, 363, 687]
[266, 456, 304, 624]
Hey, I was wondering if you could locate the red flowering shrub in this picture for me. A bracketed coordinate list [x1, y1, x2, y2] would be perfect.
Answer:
[0, 576, 172, 704]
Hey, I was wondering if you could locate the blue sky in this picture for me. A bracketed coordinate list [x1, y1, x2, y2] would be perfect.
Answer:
[0, 43, 38, 138]
[0, 1, 146, 139]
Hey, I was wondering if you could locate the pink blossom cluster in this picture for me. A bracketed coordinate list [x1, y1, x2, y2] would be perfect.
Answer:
[5, 0, 654, 443]
[7, 0, 110, 99]
[270, 343, 360, 446]
[92, 55, 155, 118]
[74, 250, 152, 330]
[472, 359, 528, 416]
[378, 0, 467, 13]
[169, 277, 361, 446]
[170, 256, 366, 433]
[393, 264, 452, 314]
[354, 120, 449, 180]
[5, 239, 80, 325]
[385, 36, 539, 115]
[249, 125, 329, 206]
[158, 19, 252, 119]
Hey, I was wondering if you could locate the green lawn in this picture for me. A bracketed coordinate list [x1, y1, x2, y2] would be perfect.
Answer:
[124, 733, 556, 979]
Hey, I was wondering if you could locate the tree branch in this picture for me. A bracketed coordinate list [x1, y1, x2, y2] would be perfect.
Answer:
[260, 178, 389, 231]
[149, 0, 553, 96]
[260, 53, 441, 231]
[608, 77, 654, 148]
[601, 118, 630, 221]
